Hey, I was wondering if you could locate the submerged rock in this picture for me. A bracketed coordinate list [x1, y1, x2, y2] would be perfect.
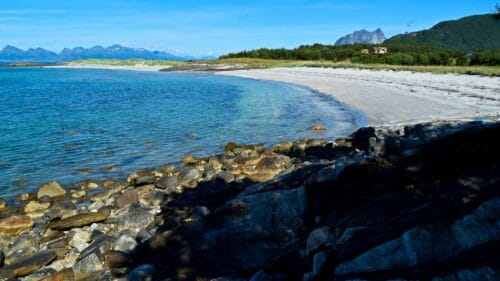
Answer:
[37, 181, 66, 198]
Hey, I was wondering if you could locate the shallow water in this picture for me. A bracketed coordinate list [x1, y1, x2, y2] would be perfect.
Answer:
[0, 67, 364, 196]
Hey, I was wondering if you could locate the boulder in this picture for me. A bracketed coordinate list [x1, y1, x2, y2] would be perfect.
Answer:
[73, 250, 104, 280]
[0, 215, 33, 236]
[39, 268, 73, 281]
[49, 208, 111, 230]
[4, 234, 39, 265]
[0, 250, 56, 278]
[335, 198, 500, 275]
[135, 176, 156, 187]
[202, 186, 308, 271]
[129, 264, 156, 281]
[178, 167, 201, 186]
[306, 227, 334, 257]
[68, 229, 92, 252]
[37, 182, 66, 198]
[155, 176, 178, 191]
[24, 201, 51, 213]
[272, 141, 294, 154]
[116, 190, 139, 209]
[113, 234, 138, 252]
[104, 250, 131, 270]
[216, 170, 235, 184]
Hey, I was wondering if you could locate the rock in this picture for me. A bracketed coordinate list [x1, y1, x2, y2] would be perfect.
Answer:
[247, 170, 279, 182]
[84, 182, 100, 189]
[20, 267, 57, 281]
[249, 271, 274, 281]
[0, 250, 56, 278]
[39, 268, 73, 281]
[178, 167, 201, 186]
[306, 227, 334, 257]
[155, 176, 178, 191]
[118, 205, 155, 237]
[183, 155, 201, 166]
[149, 191, 167, 206]
[0, 251, 4, 267]
[47, 197, 76, 219]
[0, 215, 33, 236]
[192, 206, 210, 221]
[116, 190, 139, 208]
[73, 250, 104, 280]
[202, 186, 308, 271]
[224, 142, 258, 153]
[135, 176, 156, 187]
[135, 184, 155, 198]
[24, 201, 51, 213]
[37, 181, 66, 198]
[104, 250, 131, 270]
[311, 251, 328, 278]
[129, 264, 155, 281]
[272, 141, 294, 154]
[113, 234, 138, 252]
[4, 234, 39, 265]
[69, 229, 92, 252]
[71, 190, 86, 199]
[216, 170, 235, 183]
[350, 126, 378, 152]
[49, 208, 111, 230]
[91, 188, 114, 201]
[431, 267, 497, 281]
[335, 198, 500, 276]
[309, 124, 326, 131]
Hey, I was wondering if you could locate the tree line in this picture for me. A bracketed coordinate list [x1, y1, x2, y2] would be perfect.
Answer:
[220, 44, 499, 66]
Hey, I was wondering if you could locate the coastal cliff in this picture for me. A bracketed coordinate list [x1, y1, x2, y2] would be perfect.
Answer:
[0, 119, 498, 280]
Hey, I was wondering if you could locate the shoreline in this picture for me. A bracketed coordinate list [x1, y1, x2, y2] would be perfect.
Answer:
[47, 64, 500, 126]
[217, 67, 500, 126]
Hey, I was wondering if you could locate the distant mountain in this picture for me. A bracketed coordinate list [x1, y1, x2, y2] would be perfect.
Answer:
[385, 14, 500, 52]
[0, 44, 201, 63]
[335, 28, 386, 45]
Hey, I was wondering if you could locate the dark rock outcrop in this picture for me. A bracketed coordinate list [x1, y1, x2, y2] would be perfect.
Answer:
[130, 120, 500, 280]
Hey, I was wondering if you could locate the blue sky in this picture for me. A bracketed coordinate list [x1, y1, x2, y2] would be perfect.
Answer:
[0, 0, 497, 56]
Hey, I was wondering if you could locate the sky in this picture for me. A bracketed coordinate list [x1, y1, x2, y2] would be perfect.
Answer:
[0, 0, 497, 56]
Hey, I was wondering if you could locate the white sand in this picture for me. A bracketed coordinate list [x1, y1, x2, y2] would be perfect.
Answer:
[218, 67, 500, 126]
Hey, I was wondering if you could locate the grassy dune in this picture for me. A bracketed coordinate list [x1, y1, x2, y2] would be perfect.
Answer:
[73, 58, 500, 76]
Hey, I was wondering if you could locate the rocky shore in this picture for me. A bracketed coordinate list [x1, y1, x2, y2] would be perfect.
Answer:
[0, 119, 499, 280]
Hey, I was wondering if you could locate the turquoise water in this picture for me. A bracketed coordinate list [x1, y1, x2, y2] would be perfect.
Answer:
[0, 67, 364, 196]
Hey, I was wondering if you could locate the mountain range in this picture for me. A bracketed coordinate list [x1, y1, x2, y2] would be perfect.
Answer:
[0, 45, 215, 63]
[385, 14, 500, 52]
[335, 28, 386, 45]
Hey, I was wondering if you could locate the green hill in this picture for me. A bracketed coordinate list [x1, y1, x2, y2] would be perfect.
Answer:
[385, 14, 500, 53]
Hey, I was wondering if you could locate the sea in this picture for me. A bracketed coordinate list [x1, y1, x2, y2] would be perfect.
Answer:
[0, 67, 365, 196]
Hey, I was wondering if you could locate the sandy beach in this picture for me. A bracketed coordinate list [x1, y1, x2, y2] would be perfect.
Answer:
[218, 67, 500, 125]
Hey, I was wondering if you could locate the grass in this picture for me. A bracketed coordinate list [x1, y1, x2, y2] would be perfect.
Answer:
[73, 58, 500, 76]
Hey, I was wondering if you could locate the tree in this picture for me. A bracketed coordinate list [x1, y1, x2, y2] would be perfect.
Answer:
[495, 4, 500, 20]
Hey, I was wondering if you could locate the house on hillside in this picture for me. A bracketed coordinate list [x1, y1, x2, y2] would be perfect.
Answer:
[360, 49, 370, 54]
[371, 47, 388, 54]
